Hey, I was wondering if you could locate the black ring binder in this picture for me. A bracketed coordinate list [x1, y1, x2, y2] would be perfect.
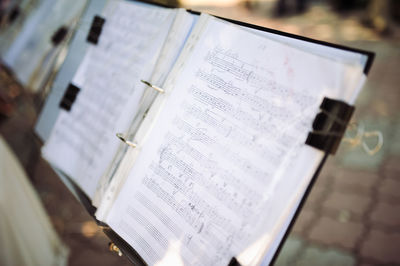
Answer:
[305, 97, 355, 154]
[37, 0, 375, 264]
[87, 15, 105, 45]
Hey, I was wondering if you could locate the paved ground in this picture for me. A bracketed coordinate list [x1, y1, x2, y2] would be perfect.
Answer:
[0, 1, 399, 265]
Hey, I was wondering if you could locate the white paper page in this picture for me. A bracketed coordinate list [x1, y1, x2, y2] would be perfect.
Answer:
[260, 74, 366, 266]
[95, 13, 207, 220]
[105, 14, 364, 266]
[246, 27, 368, 69]
[42, 0, 177, 199]
[92, 9, 197, 207]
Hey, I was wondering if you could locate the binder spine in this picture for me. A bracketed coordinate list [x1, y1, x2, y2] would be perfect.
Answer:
[115, 80, 165, 148]
[98, 79, 165, 204]
[126, 80, 165, 138]
[305, 97, 355, 155]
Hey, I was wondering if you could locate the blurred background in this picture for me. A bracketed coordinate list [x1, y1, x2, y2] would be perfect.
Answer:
[0, 0, 399, 265]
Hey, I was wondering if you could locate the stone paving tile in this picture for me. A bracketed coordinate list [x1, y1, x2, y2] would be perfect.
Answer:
[321, 191, 372, 219]
[388, 117, 400, 156]
[370, 201, 400, 228]
[321, 158, 337, 173]
[308, 216, 364, 250]
[313, 171, 331, 189]
[274, 237, 304, 266]
[360, 73, 400, 119]
[360, 229, 400, 265]
[292, 210, 315, 235]
[302, 185, 326, 211]
[295, 245, 355, 266]
[377, 178, 400, 203]
[382, 156, 400, 181]
[331, 169, 379, 197]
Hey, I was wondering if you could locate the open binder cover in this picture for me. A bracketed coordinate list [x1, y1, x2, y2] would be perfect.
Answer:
[39, 0, 374, 265]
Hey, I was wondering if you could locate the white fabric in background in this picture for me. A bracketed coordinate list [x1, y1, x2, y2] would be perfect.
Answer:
[0, 136, 69, 266]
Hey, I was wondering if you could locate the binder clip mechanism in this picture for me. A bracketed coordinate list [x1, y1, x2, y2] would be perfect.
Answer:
[306, 97, 354, 155]
[141, 80, 164, 93]
[116, 133, 137, 148]
[87, 15, 105, 45]
[109, 242, 123, 256]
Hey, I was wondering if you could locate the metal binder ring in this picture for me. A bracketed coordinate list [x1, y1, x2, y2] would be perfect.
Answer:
[140, 80, 165, 93]
[116, 133, 137, 148]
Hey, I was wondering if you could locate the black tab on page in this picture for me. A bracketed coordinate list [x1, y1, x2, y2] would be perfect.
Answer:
[8, 6, 20, 23]
[228, 257, 241, 266]
[87, 15, 106, 45]
[59, 83, 80, 111]
[51, 26, 68, 46]
[306, 97, 355, 155]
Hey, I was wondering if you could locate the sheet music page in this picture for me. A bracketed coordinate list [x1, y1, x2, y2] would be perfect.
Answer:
[92, 9, 198, 207]
[105, 14, 364, 266]
[42, 1, 177, 199]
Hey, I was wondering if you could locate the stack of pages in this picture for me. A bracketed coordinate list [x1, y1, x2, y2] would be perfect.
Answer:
[40, 0, 372, 265]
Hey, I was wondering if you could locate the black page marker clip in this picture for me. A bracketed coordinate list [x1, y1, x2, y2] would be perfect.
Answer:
[8, 6, 20, 24]
[87, 15, 106, 45]
[306, 97, 355, 155]
[228, 257, 241, 266]
[51, 26, 68, 46]
[59, 83, 80, 111]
